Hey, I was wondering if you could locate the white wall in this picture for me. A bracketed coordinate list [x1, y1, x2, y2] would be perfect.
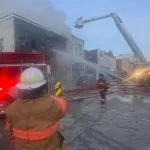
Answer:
[117, 58, 133, 74]
[117, 53, 138, 62]
[71, 35, 84, 58]
[97, 49, 117, 72]
[71, 35, 85, 79]
[0, 17, 15, 52]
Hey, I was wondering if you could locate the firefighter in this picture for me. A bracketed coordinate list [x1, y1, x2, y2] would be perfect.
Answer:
[4, 67, 68, 150]
[96, 73, 109, 104]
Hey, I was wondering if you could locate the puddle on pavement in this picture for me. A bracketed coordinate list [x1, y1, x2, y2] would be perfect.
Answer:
[107, 86, 150, 104]
[109, 94, 150, 104]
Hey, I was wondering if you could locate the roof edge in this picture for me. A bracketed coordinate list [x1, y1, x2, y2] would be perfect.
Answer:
[0, 13, 67, 40]
[71, 34, 84, 42]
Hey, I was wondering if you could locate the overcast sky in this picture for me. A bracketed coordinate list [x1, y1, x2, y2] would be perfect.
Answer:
[0, 0, 149, 60]
[51, 0, 150, 60]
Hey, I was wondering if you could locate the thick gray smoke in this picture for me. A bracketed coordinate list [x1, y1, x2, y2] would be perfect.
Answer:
[0, 0, 71, 38]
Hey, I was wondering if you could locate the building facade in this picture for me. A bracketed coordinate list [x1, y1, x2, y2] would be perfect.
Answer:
[0, 16, 15, 52]
[116, 53, 138, 75]
[116, 58, 133, 75]
[85, 49, 117, 71]
[117, 53, 138, 62]
[97, 49, 116, 72]
[71, 34, 85, 81]
[0, 14, 72, 85]
[71, 34, 84, 58]
[84, 49, 117, 79]
[84, 49, 97, 78]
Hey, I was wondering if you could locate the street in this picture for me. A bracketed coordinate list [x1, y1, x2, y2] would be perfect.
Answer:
[61, 93, 150, 150]
[0, 0, 149, 149]
[1, 92, 150, 150]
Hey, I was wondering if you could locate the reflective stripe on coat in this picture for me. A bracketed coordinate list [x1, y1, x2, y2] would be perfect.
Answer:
[4, 95, 68, 150]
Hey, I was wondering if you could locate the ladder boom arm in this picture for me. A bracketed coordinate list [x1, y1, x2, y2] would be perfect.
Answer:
[111, 13, 146, 63]
[81, 13, 147, 63]
[85, 14, 111, 23]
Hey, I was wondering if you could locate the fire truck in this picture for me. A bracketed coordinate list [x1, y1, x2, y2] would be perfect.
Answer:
[0, 52, 53, 118]
[75, 13, 150, 85]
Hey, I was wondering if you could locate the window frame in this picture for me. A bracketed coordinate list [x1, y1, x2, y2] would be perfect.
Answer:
[0, 38, 4, 52]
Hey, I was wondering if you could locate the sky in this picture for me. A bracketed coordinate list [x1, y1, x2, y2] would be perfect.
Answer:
[51, 0, 150, 60]
[0, 0, 71, 37]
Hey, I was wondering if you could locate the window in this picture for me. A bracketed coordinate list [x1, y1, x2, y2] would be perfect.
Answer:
[0, 38, 4, 52]
[73, 46, 78, 56]
[40, 43, 45, 51]
[79, 46, 82, 56]
[31, 40, 36, 49]
[20, 37, 26, 50]
[75, 47, 78, 56]
[20, 37, 26, 46]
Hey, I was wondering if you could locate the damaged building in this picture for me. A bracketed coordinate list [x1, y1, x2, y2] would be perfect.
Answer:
[84, 49, 117, 79]
[71, 34, 85, 81]
[0, 13, 72, 85]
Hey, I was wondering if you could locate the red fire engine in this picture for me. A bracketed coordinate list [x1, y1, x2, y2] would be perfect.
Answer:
[0, 52, 52, 118]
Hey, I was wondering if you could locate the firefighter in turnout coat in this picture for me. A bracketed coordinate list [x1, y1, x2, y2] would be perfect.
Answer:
[4, 67, 68, 150]
[96, 73, 109, 104]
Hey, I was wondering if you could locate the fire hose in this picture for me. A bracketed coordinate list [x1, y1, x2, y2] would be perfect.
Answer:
[63, 83, 145, 94]
[64, 86, 150, 95]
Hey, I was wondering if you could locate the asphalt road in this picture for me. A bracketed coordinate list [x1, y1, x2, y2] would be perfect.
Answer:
[1, 92, 150, 150]
[61, 93, 150, 150]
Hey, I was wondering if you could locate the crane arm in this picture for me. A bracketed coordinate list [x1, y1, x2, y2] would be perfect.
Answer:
[111, 13, 146, 63]
[75, 13, 147, 63]
[84, 14, 111, 23]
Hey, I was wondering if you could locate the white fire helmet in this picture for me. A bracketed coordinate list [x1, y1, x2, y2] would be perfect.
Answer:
[16, 67, 46, 90]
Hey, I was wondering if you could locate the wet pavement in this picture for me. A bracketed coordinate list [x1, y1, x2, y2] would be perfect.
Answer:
[61, 93, 150, 150]
[1, 92, 150, 150]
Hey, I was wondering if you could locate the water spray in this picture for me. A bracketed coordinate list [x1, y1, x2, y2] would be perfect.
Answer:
[52, 49, 133, 84]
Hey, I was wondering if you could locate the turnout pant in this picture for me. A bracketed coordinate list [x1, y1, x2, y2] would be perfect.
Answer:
[99, 89, 107, 100]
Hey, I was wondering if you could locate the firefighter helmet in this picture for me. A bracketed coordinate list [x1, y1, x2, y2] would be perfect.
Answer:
[16, 67, 46, 90]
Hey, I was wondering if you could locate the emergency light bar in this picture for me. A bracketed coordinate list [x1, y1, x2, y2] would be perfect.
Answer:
[0, 63, 51, 95]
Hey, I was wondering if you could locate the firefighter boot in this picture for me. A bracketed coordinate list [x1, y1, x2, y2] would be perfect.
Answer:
[100, 99, 106, 104]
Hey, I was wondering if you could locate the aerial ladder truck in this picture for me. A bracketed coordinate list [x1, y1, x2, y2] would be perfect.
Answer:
[74, 13, 150, 85]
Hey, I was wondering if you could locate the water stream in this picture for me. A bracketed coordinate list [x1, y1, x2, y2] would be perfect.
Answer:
[52, 49, 132, 83]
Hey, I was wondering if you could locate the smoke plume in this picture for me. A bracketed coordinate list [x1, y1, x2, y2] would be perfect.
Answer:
[0, 0, 71, 38]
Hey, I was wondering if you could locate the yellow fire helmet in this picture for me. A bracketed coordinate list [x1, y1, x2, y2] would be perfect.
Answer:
[16, 67, 46, 90]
